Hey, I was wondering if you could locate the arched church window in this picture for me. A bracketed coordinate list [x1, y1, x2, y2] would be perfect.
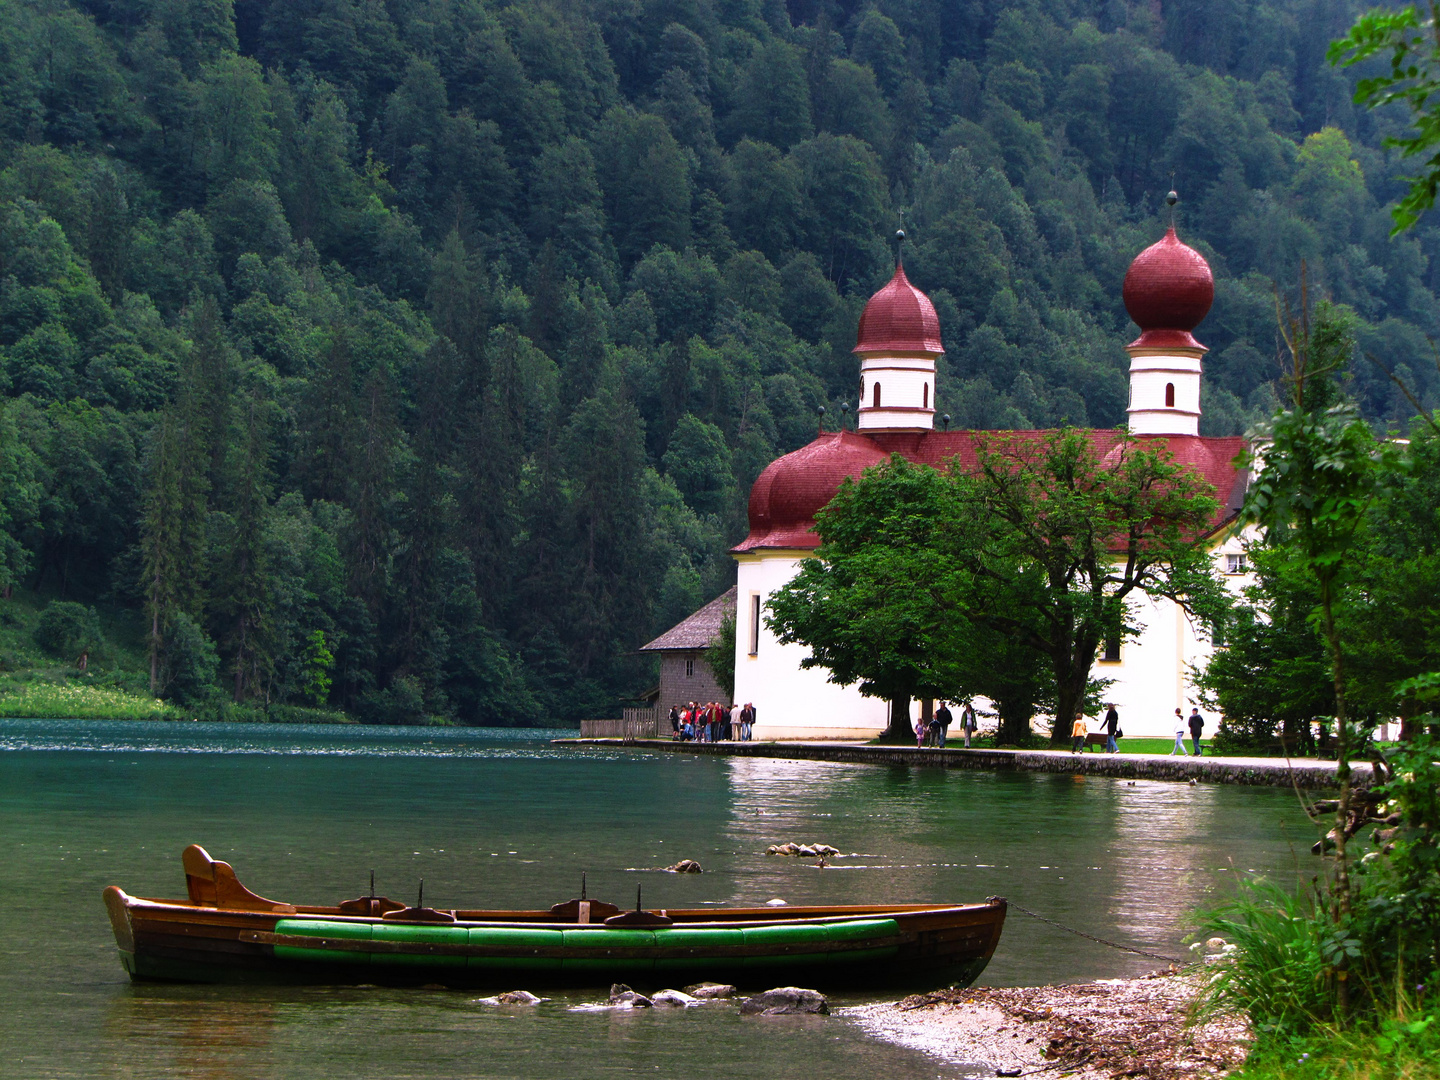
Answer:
[1165, 383, 1175, 407]
[923, 383, 929, 409]
[873, 382, 881, 408]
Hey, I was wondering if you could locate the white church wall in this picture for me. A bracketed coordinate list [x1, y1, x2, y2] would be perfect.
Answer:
[731, 526, 1259, 742]
[1096, 526, 1257, 738]
[733, 552, 890, 739]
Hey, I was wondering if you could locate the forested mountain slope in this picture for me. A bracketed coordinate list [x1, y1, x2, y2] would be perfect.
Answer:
[0, 0, 1431, 723]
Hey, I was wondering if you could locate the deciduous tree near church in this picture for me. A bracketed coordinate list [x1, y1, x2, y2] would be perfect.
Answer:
[956, 429, 1228, 746]
[768, 435, 1227, 746]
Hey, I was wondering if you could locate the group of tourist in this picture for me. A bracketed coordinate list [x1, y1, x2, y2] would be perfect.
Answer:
[1068, 704, 1207, 755]
[915, 701, 979, 748]
[668, 702, 755, 742]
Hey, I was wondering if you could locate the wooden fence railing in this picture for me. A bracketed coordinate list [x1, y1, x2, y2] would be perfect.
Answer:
[579, 708, 660, 741]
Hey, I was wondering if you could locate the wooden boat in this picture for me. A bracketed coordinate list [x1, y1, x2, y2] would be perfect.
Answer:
[102, 845, 1007, 990]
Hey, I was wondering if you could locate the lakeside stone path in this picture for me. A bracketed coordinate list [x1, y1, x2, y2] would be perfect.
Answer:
[553, 738, 1369, 789]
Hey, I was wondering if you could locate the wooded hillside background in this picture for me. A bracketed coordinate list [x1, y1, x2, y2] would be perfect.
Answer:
[0, 0, 1431, 723]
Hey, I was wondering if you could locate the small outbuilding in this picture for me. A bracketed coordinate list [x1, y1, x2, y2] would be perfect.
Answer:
[640, 586, 736, 713]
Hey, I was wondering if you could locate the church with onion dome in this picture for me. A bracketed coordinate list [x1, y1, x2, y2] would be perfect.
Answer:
[646, 223, 1257, 741]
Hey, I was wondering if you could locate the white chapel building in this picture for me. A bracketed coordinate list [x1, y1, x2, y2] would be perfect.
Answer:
[669, 228, 1255, 740]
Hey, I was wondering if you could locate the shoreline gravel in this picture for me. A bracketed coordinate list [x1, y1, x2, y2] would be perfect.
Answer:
[838, 970, 1249, 1079]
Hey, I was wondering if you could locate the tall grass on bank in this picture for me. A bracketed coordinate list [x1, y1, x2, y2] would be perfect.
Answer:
[1198, 879, 1338, 1034]
[0, 681, 182, 720]
[1198, 877, 1438, 1079]
[1195, 734, 1440, 1079]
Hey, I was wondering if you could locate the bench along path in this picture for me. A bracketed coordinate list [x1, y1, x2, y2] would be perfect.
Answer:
[551, 738, 1370, 790]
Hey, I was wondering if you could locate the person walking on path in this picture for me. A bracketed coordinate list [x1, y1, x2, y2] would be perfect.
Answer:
[668, 705, 680, 738]
[1101, 703, 1120, 754]
[1169, 708, 1189, 755]
[961, 701, 978, 747]
[934, 702, 953, 748]
[1070, 712, 1088, 753]
[1188, 707, 1205, 756]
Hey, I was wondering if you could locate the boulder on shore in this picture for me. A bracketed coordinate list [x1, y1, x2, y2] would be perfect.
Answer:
[739, 987, 829, 1016]
[683, 982, 737, 999]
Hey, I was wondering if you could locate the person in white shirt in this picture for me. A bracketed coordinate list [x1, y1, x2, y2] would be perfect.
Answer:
[1169, 708, 1189, 755]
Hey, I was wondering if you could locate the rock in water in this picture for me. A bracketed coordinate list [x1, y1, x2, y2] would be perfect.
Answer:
[608, 983, 651, 1007]
[683, 982, 737, 999]
[739, 987, 829, 1016]
[476, 990, 545, 1005]
[495, 990, 544, 1005]
[651, 989, 701, 1007]
[765, 897, 788, 906]
[665, 859, 702, 873]
[813, 844, 840, 857]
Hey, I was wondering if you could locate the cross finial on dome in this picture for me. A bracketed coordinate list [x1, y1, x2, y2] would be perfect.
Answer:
[893, 218, 906, 268]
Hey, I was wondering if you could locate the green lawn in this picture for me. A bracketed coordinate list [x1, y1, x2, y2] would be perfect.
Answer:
[1115, 737, 1207, 755]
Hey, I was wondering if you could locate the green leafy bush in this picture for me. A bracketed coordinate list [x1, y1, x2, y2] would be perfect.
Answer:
[1349, 735, 1440, 998]
[32, 601, 102, 659]
[358, 675, 430, 726]
[160, 614, 219, 708]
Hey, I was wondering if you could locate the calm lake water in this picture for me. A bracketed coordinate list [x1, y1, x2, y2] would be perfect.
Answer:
[0, 720, 1320, 1079]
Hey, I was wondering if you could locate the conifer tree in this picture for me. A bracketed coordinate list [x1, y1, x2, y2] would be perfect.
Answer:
[297, 326, 355, 504]
[211, 397, 273, 702]
[139, 400, 210, 694]
[346, 365, 398, 612]
[464, 326, 527, 620]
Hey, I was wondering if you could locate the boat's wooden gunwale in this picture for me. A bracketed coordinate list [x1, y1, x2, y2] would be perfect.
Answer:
[121, 894, 994, 929]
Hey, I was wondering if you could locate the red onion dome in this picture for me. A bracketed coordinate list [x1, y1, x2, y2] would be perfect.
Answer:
[737, 431, 890, 551]
[853, 263, 943, 354]
[1122, 227, 1214, 350]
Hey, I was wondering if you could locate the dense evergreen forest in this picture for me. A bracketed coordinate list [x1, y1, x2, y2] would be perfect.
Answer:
[0, 0, 1434, 724]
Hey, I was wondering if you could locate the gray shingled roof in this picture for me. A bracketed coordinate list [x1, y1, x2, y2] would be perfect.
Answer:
[639, 586, 736, 652]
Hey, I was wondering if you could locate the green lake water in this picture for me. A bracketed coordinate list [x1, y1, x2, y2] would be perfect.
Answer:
[0, 720, 1320, 1079]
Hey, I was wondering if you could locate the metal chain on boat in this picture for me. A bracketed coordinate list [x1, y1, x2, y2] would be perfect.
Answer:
[1005, 901, 1187, 965]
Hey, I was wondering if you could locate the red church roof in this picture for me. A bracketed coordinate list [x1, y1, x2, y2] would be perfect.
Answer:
[732, 429, 1248, 554]
[853, 263, 943, 354]
[1122, 227, 1214, 351]
[741, 430, 891, 551]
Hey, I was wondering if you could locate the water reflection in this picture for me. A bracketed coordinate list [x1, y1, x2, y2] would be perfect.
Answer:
[718, 755, 1315, 984]
[103, 994, 277, 1080]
